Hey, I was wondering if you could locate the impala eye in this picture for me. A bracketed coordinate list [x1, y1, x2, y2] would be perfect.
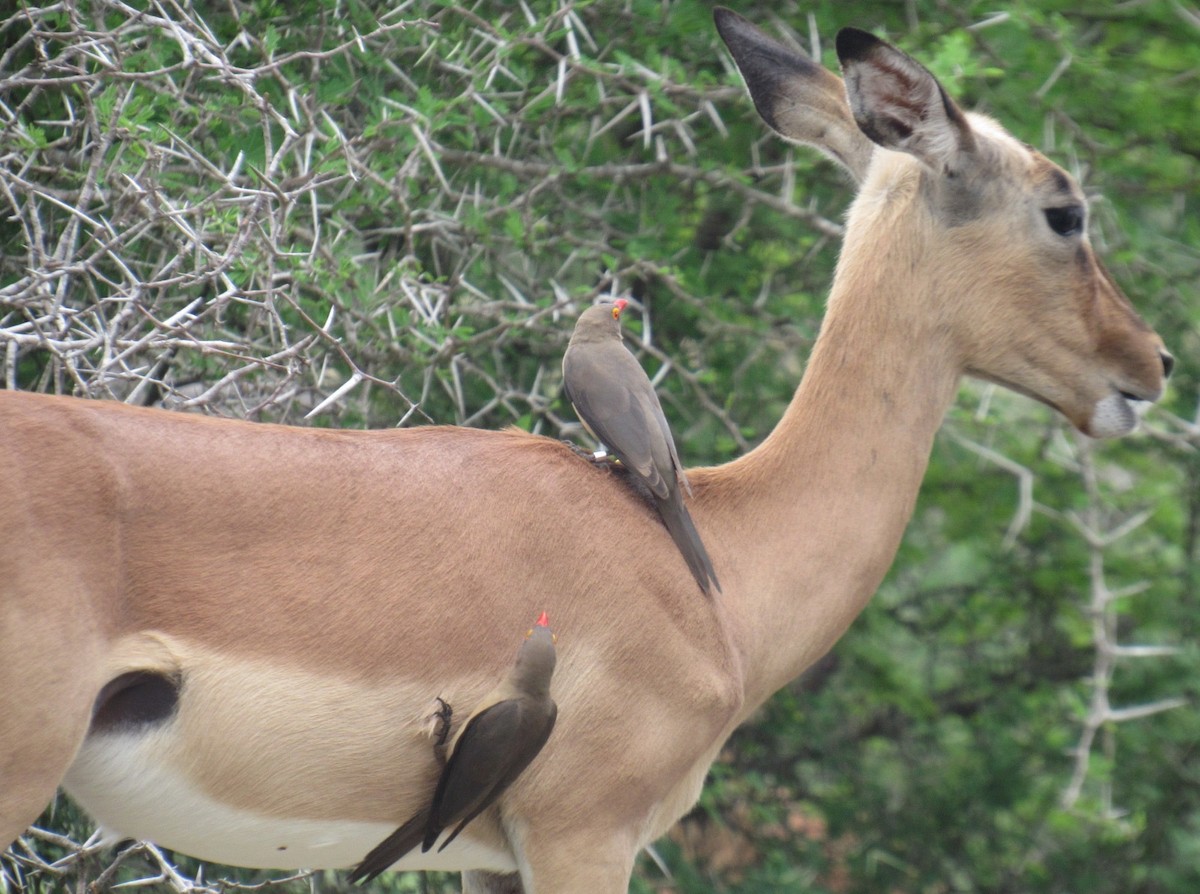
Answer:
[1044, 205, 1084, 237]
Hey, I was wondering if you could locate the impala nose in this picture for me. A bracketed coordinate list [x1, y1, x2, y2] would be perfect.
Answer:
[1161, 350, 1175, 379]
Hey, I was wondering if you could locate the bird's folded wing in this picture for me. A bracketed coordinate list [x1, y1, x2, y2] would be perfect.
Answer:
[429, 700, 526, 830]
[564, 358, 671, 497]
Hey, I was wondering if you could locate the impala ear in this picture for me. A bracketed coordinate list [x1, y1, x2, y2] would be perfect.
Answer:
[714, 7, 874, 182]
[836, 28, 975, 174]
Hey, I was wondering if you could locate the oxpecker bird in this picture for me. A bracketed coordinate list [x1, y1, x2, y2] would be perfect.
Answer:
[349, 613, 558, 884]
[562, 298, 721, 594]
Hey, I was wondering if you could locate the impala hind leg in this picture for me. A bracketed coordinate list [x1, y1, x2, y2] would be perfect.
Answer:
[0, 686, 97, 849]
[0, 587, 104, 848]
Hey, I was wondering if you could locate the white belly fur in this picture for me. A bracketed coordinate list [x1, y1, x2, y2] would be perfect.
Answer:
[62, 635, 518, 873]
[65, 730, 517, 872]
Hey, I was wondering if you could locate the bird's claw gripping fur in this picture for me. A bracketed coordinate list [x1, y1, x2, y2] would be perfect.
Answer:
[432, 696, 453, 750]
[561, 438, 623, 468]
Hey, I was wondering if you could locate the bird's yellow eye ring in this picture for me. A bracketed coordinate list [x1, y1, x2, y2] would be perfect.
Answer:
[611, 306, 620, 320]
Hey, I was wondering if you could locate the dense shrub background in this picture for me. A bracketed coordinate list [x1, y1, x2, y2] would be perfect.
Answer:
[2, 1, 1197, 892]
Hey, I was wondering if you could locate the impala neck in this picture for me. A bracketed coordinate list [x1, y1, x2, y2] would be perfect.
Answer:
[710, 192, 963, 711]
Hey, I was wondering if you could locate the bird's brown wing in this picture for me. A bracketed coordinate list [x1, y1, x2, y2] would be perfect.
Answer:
[563, 342, 674, 499]
[424, 698, 557, 852]
[633, 378, 691, 495]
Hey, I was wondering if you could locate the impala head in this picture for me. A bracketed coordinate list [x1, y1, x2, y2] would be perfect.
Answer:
[715, 9, 1172, 438]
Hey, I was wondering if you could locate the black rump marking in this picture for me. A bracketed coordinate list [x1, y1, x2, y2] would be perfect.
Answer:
[90, 670, 180, 735]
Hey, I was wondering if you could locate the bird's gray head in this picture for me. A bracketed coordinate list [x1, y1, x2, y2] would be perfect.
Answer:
[513, 611, 557, 694]
[569, 298, 628, 343]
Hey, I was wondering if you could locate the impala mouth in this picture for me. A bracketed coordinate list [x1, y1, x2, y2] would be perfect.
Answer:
[1090, 388, 1148, 439]
[969, 370, 1157, 439]
[1090, 375, 1169, 438]
[1116, 375, 1166, 409]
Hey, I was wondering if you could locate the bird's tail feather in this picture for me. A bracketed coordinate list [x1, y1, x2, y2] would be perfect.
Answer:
[347, 809, 430, 885]
[657, 490, 721, 595]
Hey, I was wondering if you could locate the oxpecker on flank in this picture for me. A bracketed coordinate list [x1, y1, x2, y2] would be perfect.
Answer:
[349, 613, 558, 884]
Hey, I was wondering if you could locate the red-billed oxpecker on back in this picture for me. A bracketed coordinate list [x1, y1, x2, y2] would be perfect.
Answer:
[349, 613, 558, 884]
[562, 299, 721, 595]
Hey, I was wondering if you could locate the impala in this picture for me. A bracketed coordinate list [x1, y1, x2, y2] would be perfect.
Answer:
[0, 9, 1173, 893]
